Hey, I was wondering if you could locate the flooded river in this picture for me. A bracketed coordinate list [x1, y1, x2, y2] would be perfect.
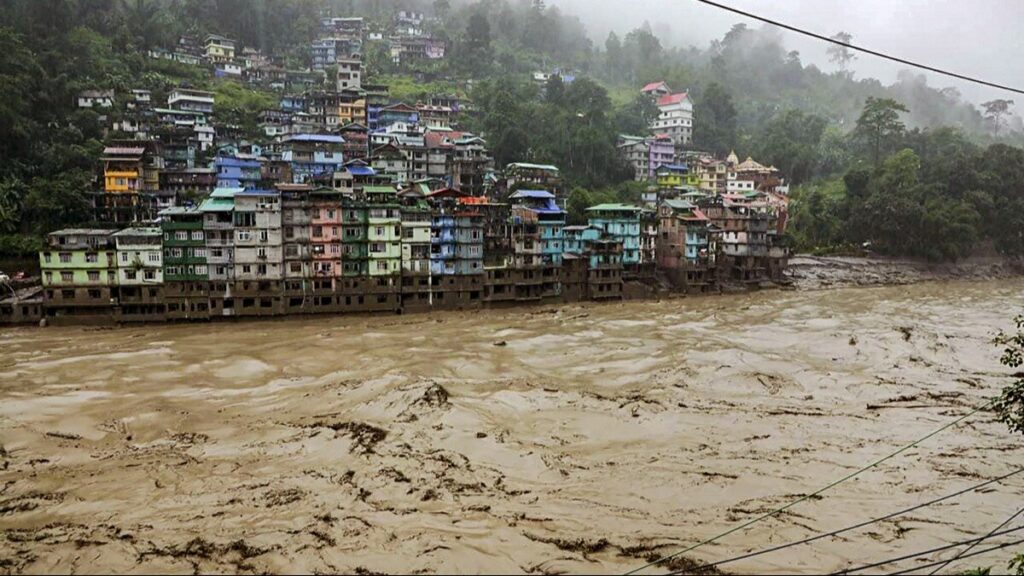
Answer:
[1, 280, 1023, 574]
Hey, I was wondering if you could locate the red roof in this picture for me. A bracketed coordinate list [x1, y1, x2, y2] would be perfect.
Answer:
[642, 81, 669, 93]
[683, 208, 709, 222]
[427, 187, 469, 198]
[657, 92, 690, 107]
[425, 132, 453, 149]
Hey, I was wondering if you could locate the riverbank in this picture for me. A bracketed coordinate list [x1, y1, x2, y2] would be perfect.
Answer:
[2, 279, 1022, 574]
[786, 254, 1024, 291]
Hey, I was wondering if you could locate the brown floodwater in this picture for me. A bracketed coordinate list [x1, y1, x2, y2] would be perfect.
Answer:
[1, 280, 1023, 575]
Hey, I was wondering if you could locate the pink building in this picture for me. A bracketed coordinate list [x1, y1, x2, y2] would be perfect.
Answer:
[310, 191, 344, 285]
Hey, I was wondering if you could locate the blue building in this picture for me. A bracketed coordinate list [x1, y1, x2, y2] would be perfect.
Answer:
[215, 155, 262, 190]
[586, 204, 642, 265]
[510, 190, 565, 266]
[282, 134, 345, 184]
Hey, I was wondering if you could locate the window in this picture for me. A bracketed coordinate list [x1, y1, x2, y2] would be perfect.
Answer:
[376, 227, 385, 236]
[126, 270, 137, 280]
[237, 231, 252, 241]
[148, 252, 160, 263]
[191, 231, 204, 241]
[376, 261, 388, 271]
[259, 230, 268, 242]
[144, 270, 155, 281]
[313, 226, 323, 238]
[194, 248, 207, 258]
[175, 231, 188, 241]
[257, 264, 267, 275]
[108, 271, 116, 283]
[242, 265, 252, 274]
[258, 247, 267, 259]
[171, 248, 183, 258]
[58, 253, 72, 263]
[121, 253, 129, 263]
[195, 265, 208, 275]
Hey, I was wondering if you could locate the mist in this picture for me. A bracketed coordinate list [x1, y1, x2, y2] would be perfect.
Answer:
[548, 0, 1024, 108]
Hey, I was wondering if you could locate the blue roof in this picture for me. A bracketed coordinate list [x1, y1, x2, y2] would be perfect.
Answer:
[658, 164, 689, 173]
[347, 165, 376, 176]
[288, 134, 345, 143]
[511, 190, 556, 200]
[235, 189, 278, 196]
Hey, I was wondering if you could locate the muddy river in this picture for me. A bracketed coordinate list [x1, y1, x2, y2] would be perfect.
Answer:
[1, 280, 1023, 574]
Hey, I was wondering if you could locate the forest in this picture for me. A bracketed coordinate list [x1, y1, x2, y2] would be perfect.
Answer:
[0, 0, 1022, 262]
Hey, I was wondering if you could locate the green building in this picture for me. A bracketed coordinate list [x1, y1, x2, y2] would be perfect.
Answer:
[39, 229, 119, 322]
[364, 185, 402, 277]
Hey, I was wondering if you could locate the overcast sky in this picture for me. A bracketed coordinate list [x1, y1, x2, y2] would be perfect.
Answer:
[549, 0, 1024, 107]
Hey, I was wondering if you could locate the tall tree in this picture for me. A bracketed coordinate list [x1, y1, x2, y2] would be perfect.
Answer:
[854, 97, 909, 167]
[693, 82, 737, 155]
[982, 99, 1015, 137]
[827, 31, 856, 77]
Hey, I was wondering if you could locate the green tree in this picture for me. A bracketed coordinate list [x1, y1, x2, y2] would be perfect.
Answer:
[854, 97, 909, 167]
[826, 31, 856, 77]
[693, 82, 737, 155]
[981, 99, 1015, 137]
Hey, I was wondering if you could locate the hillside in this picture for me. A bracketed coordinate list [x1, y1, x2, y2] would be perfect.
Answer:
[0, 0, 1023, 262]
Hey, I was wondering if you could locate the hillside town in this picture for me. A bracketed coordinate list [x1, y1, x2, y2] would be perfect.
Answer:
[0, 14, 791, 326]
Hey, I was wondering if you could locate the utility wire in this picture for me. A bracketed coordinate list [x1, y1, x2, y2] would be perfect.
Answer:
[690, 0, 1024, 96]
[831, 525, 1024, 574]
[925, 504, 1024, 575]
[887, 538, 1024, 575]
[626, 400, 995, 575]
[697, 468, 1024, 569]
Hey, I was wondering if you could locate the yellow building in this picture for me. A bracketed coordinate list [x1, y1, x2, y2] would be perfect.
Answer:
[339, 90, 367, 125]
[656, 164, 688, 189]
[205, 35, 236, 63]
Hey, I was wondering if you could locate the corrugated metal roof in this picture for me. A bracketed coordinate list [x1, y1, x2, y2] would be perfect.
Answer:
[510, 190, 555, 200]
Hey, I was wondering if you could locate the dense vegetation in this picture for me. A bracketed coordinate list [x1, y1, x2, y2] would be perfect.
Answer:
[0, 0, 1022, 262]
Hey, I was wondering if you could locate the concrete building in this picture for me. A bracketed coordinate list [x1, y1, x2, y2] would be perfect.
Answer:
[40, 230, 118, 323]
[652, 92, 694, 147]
[586, 204, 643, 266]
[160, 206, 210, 320]
[113, 227, 165, 321]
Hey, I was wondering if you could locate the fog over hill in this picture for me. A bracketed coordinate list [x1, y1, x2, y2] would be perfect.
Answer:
[550, 0, 1024, 108]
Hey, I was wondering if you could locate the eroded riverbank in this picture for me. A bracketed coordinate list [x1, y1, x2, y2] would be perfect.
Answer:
[1, 279, 1023, 574]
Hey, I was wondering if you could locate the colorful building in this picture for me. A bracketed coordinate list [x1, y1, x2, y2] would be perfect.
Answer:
[586, 204, 643, 265]
[40, 229, 118, 322]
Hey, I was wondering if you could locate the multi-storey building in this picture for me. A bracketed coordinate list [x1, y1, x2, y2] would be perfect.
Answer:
[168, 88, 215, 114]
[39, 230, 118, 323]
[205, 35, 235, 63]
[563, 225, 625, 301]
[112, 227, 164, 321]
[336, 56, 363, 91]
[278, 184, 314, 310]
[425, 189, 484, 309]
[310, 187, 345, 287]
[282, 134, 345, 184]
[339, 122, 370, 162]
[365, 185, 402, 278]
[652, 92, 694, 147]
[341, 197, 369, 278]
[159, 206, 210, 320]
[509, 190, 564, 300]
[619, 135, 675, 182]
[398, 188, 433, 310]
[586, 204, 643, 266]
[215, 154, 263, 190]
[657, 199, 715, 293]
[504, 163, 563, 198]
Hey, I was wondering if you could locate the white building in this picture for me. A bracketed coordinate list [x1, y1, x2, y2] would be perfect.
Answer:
[652, 92, 694, 147]
[168, 89, 215, 115]
[336, 56, 362, 91]
[77, 90, 114, 109]
[113, 228, 163, 285]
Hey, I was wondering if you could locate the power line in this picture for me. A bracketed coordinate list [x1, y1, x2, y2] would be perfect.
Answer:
[887, 539, 1024, 575]
[696, 468, 1024, 570]
[690, 0, 1024, 96]
[925, 504, 1024, 575]
[831, 525, 1024, 574]
[625, 400, 994, 575]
